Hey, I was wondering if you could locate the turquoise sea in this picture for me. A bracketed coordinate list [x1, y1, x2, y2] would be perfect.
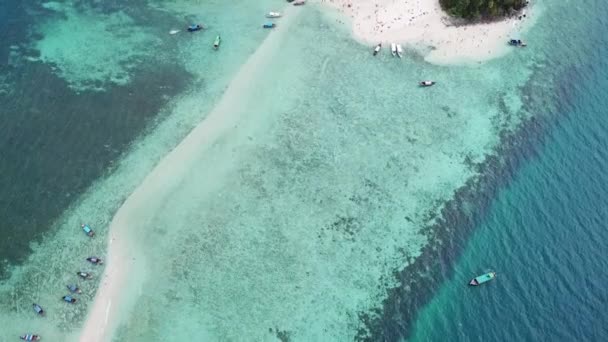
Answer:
[408, 9, 608, 340]
[0, 0, 606, 341]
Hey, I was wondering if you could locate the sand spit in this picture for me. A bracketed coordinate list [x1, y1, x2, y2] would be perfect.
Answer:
[322, 0, 535, 64]
[78, 5, 301, 342]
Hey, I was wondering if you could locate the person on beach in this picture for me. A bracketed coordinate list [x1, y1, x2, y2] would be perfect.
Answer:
[77, 271, 93, 279]
[32, 303, 44, 316]
[62, 295, 77, 303]
[67, 284, 82, 294]
[86, 257, 103, 265]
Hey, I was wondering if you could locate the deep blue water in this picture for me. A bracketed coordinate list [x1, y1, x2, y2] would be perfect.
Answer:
[408, 3, 608, 340]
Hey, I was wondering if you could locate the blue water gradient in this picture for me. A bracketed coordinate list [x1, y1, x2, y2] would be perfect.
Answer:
[409, 3, 608, 340]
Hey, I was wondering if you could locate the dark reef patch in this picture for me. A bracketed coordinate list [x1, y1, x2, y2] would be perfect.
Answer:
[323, 216, 361, 240]
[275, 327, 292, 342]
[0, 0, 196, 280]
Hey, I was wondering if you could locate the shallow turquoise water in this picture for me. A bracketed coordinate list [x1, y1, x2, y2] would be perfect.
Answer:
[1, 0, 605, 341]
[104, 5, 537, 342]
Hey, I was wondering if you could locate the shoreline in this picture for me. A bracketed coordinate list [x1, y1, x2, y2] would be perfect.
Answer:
[77, 5, 301, 341]
[321, 0, 535, 64]
[75, 223, 145, 342]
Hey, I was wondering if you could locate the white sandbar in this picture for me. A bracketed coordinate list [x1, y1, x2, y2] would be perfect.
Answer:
[77, 5, 300, 342]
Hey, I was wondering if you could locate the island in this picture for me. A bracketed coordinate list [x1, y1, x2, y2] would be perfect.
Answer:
[324, 0, 533, 64]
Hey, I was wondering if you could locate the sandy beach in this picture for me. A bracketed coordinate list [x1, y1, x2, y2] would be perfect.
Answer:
[75, 216, 145, 342]
[322, 0, 534, 64]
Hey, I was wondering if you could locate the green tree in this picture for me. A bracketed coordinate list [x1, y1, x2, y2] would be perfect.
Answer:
[439, 0, 527, 20]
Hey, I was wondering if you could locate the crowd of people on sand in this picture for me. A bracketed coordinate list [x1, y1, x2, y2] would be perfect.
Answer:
[22, 224, 104, 341]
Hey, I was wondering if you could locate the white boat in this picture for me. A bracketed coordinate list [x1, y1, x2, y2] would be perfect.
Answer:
[396, 44, 403, 58]
[169, 29, 180, 35]
[293, 0, 306, 5]
[373, 43, 382, 56]
[266, 11, 281, 18]
[391, 43, 397, 57]
[419, 80, 436, 87]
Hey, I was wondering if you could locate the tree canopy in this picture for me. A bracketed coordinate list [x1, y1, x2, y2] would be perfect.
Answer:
[439, 0, 527, 20]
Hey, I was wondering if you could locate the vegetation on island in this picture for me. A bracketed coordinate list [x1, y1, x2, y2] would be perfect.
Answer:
[439, 0, 528, 20]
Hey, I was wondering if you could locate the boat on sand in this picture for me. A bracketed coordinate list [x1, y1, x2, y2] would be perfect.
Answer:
[396, 44, 403, 58]
[391, 43, 397, 57]
[469, 271, 496, 286]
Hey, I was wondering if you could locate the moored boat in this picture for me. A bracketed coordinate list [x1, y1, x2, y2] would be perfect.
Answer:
[293, 0, 306, 5]
[266, 11, 281, 18]
[86, 256, 103, 265]
[469, 271, 496, 286]
[67, 284, 82, 294]
[81, 224, 94, 237]
[187, 24, 203, 32]
[32, 303, 44, 316]
[373, 43, 382, 56]
[62, 295, 77, 304]
[391, 43, 397, 57]
[263, 22, 276, 29]
[419, 80, 435, 87]
[77, 271, 93, 280]
[508, 39, 527, 47]
[20, 334, 41, 341]
[396, 44, 403, 58]
[213, 35, 221, 49]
